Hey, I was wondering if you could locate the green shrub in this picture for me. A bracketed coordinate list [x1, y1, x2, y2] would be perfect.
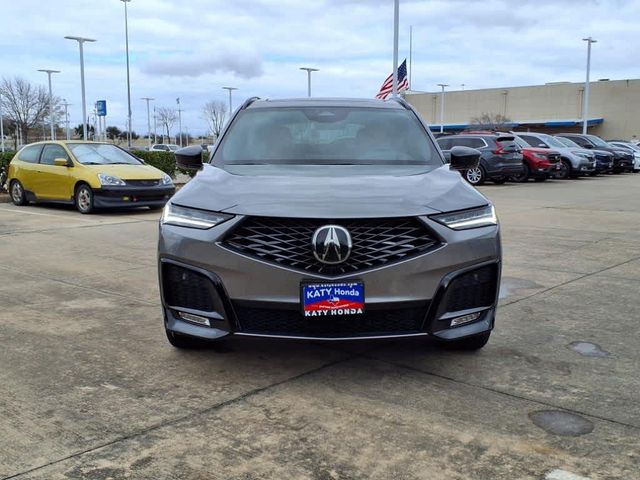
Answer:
[133, 151, 176, 177]
[0, 151, 16, 170]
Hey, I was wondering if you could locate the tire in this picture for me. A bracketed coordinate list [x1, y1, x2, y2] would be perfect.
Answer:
[534, 176, 547, 182]
[165, 328, 208, 349]
[492, 177, 507, 185]
[441, 331, 491, 351]
[511, 164, 530, 183]
[589, 172, 597, 177]
[464, 166, 485, 186]
[555, 160, 571, 180]
[75, 184, 94, 214]
[10, 180, 27, 206]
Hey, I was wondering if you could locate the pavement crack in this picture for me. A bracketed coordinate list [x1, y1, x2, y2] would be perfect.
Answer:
[500, 254, 640, 307]
[362, 352, 640, 432]
[0, 353, 356, 480]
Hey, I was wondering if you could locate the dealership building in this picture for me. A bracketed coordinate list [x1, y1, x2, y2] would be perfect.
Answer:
[405, 78, 640, 140]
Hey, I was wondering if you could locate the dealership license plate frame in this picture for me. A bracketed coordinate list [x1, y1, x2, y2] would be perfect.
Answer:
[301, 281, 365, 317]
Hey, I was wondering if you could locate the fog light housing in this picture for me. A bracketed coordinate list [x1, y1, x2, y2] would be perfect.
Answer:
[450, 312, 481, 327]
[177, 311, 211, 326]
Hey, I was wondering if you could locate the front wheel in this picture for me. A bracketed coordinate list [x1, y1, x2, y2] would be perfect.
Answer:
[440, 331, 491, 351]
[555, 160, 571, 180]
[75, 184, 94, 214]
[10, 180, 27, 206]
[465, 166, 485, 186]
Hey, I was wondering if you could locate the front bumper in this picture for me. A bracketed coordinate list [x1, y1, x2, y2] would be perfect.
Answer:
[158, 215, 501, 342]
[93, 185, 175, 208]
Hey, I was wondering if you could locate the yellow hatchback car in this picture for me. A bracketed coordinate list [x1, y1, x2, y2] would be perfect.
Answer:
[7, 141, 175, 214]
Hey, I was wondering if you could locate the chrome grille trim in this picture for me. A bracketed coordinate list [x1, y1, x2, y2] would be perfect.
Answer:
[222, 216, 442, 276]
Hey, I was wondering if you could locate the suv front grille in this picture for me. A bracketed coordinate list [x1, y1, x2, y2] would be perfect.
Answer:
[222, 217, 441, 276]
[125, 179, 160, 187]
[234, 303, 428, 338]
[547, 153, 561, 163]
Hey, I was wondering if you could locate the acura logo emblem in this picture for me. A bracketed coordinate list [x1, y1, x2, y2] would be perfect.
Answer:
[312, 225, 352, 264]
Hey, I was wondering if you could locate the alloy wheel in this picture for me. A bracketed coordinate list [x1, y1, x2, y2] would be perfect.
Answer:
[465, 167, 483, 185]
[11, 181, 25, 205]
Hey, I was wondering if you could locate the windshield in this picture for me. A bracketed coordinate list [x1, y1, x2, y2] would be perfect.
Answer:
[537, 134, 566, 148]
[213, 106, 441, 171]
[586, 135, 609, 147]
[555, 136, 580, 148]
[512, 136, 530, 148]
[68, 143, 143, 165]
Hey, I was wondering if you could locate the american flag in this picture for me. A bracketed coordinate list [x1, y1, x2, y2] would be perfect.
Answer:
[375, 59, 409, 99]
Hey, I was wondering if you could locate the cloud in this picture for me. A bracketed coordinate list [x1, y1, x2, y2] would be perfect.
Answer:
[142, 52, 264, 79]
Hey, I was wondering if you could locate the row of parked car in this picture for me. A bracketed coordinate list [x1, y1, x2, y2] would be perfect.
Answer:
[435, 132, 640, 185]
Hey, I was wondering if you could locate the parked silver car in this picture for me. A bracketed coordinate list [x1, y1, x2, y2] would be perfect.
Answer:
[158, 98, 501, 350]
[515, 132, 596, 178]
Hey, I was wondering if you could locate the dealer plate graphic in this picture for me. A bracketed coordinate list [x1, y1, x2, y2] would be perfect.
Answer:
[302, 282, 364, 317]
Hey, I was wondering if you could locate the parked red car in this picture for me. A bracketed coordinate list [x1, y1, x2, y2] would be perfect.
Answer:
[512, 135, 562, 182]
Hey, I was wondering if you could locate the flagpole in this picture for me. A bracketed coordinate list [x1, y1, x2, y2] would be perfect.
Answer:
[409, 25, 412, 90]
[392, 0, 399, 97]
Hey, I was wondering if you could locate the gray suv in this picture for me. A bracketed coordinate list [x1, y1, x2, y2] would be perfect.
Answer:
[158, 98, 501, 351]
[436, 134, 524, 186]
[515, 132, 596, 178]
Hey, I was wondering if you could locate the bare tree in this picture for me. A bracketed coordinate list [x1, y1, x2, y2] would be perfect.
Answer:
[156, 107, 177, 142]
[0, 77, 53, 144]
[202, 100, 227, 140]
[469, 112, 513, 132]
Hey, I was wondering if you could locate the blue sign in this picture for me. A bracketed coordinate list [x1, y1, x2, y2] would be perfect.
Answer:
[302, 281, 364, 317]
[96, 100, 107, 116]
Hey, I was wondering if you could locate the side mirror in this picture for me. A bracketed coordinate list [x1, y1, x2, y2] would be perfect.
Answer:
[449, 146, 480, 170]
[584, 144, 593, 149]
[538, 143, 548, 148]
[175, 146, 203, 171]
[54, 158, 71, 167]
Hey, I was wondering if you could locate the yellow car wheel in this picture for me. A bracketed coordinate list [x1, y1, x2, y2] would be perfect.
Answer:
[75, 184, 94, 214]
[10, 180, 27, 206]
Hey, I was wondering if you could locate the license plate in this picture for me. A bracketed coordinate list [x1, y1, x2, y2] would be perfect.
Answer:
[301, 282, 364, 317]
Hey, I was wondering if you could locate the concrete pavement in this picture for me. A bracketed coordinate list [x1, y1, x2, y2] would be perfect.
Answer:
[0, 174, 639, 479]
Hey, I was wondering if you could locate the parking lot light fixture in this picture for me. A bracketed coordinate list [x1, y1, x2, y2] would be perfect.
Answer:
[64, 36, 96, 141]
[582, 37, 597, 135]
[121, 0, 133, 148]
[437, 84, 449, 134]
[299, 68, 319, 97]
[222, 87, 238, 115]
[37, 69, 61, 140]
[141, 97, 154, 149]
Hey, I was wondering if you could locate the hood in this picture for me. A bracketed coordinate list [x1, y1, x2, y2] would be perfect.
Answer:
[171, 164, 489, 218]
[590, 149, 613, 157]
[81, 163, 164, 179]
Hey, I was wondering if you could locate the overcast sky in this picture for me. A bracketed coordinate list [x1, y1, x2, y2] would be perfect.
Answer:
[2, 0, 638, 135]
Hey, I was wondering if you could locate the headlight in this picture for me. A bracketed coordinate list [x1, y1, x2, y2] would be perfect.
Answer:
[430, 205, 497, 230]
[161, 203, 233, 229]
[98, 173, 125, 186]
[161, 173, 173, 185]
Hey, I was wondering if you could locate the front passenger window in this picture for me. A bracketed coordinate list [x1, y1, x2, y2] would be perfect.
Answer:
[40, 144, 70, 165]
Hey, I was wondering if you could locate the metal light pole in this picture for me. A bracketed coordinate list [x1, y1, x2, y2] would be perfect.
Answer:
[582, 37, 597, 134]
[121, 0, 133, 148]
[0, 93, 4, 153]
[65, 36, 96, 141]
[62, 100, 71, 140]
[409, 25, 413, 90]
[153, 105, 157, 143]
[298, 68, 318, 97]
[141, 97, 153, 149]
[437, 84, 449, 133]
[392, 0, 399, 97]
[176, 97, 182, 146]
[37, 69, 60, 140]
[222, 87, 238, 114]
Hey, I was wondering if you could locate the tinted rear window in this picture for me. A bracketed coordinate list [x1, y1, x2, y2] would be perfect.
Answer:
[18, 144, 43, 163]
[214, 107, 440, 168]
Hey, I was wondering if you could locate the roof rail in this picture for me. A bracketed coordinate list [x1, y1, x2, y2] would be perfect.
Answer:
[240, 96, 261, 110]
